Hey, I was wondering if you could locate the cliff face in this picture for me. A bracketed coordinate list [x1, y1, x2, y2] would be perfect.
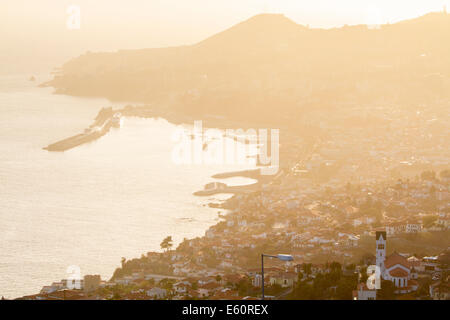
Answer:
[46, 12, 450, 123]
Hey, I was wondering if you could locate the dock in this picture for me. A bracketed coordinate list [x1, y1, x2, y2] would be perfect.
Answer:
[44, 107, 115, 152]
[193, 169, 272, 196]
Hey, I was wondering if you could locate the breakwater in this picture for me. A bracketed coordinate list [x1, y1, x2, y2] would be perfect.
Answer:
[43, 107, 115, 152]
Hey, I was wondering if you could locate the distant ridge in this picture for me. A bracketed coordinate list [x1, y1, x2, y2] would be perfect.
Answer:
[46, 11, 450, 124]
[197, 14, 302, 47]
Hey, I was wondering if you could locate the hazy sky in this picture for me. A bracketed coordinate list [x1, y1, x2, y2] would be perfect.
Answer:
[1, 0, 449, 74]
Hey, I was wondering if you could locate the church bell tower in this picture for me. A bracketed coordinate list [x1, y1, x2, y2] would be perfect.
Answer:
[376, 231, 386, 274]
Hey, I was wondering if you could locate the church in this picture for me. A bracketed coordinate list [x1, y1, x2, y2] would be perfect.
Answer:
[376, 231, 419, 294]
[354, 232, 419, 299]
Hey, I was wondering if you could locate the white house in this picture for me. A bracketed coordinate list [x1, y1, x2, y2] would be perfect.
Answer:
[405, 221, 422, 233]
[146, 287, 167, 299]
[352, 283, 376, 300]
[173, 281, 191, 294]
[422, 256, 440, 272]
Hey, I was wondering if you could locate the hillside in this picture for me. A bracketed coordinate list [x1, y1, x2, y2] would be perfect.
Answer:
[45, 12, 450, 125]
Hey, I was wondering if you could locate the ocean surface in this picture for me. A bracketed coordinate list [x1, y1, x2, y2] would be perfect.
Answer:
[0, 74, 256, 299]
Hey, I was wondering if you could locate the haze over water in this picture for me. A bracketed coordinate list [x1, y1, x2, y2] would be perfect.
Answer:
[0, 74, 256, 299]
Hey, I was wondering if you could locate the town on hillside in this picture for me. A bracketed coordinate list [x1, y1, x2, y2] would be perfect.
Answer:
[2, 1, 450, 307]
[16, 171, 449, 300]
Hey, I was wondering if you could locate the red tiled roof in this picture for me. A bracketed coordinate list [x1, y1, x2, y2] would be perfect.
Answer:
[384, 252, 410, 269]
[389, 267, 409, 277]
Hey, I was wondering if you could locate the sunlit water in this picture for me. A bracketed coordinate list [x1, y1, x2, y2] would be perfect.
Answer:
[0, 74, 256, 298]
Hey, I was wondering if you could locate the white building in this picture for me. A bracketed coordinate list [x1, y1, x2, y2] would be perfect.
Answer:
[405, 221, 422, 233]
[355, 231, 420, 299]
[353, 283, 376, 300]
[376, 231, 387, 273]
[146, 287, 167, 299]
[376, 231, 419, 294]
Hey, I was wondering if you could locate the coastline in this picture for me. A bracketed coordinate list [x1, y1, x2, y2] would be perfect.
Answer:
[18, 91, 277, 298]
[8, 81, 449, 300]
[2, 77, 274, 299]
[194, 168, 275, 196]
[42, 101, 284, 152]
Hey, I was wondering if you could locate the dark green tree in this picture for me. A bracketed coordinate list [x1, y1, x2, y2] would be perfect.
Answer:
[377, 280, 396, 300]
[160, 236, 173, 252]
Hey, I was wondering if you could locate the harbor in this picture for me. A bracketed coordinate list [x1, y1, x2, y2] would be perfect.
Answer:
[193, 169, 276, 196]
[43, 107, 119, 152]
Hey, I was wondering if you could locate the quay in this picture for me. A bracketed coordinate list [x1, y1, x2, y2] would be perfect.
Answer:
[43, 107, 116, 152]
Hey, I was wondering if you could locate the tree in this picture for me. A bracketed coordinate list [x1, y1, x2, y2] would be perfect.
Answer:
[360, 266, 368, 284]
[346, 264, 356, 272]
[329, 262, 342, 273]
[294, 281, 314, 300]
[160, 236, 173, 252]
[377, 280, 396, 300]
[303, 263, 312, 275]
[415, 278, 431, 298]
[335, 277, 356, 300]
[159, 278, 174, 291]
[236, 279, 251, 296]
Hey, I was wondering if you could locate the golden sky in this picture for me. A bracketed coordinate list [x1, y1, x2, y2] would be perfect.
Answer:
[3, 0, 450, 34]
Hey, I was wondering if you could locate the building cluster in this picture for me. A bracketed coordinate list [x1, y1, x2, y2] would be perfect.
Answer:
[354, 231, 449, 300]
[18, 171, 449, 300]
[15, 102, 450, 300]
[289, 102, 450, 187]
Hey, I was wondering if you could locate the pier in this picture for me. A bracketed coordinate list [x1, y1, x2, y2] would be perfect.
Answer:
[43, 105, 160, 152]
[43, 107, 115, 152]
[193, 168, 275, 196]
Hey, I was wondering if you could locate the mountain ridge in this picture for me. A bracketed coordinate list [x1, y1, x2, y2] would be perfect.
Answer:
[46, 11, 450, 124]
